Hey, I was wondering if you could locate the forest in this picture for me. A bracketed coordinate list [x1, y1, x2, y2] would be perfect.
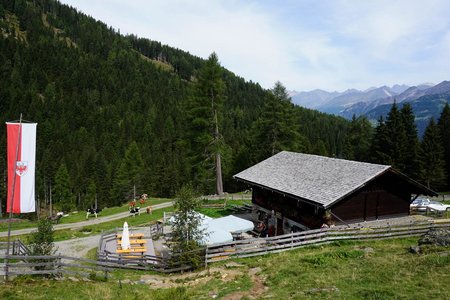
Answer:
[0, 0, 448, 215]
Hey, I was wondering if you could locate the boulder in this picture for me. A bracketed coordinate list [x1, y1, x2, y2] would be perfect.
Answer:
[419, 229, 450, 247]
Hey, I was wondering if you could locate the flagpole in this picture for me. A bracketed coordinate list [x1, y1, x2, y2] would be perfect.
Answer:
[5, 113, 23, 281]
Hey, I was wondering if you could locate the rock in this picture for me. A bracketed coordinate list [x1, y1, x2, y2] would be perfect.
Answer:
[224, 262, 244, 268]
[68, 276, 79, 282]
[122, 279, 131, 284]
[419, 229, 450, 247]
[438, 252, 449, 257]
[409, 246, 421, 254]
[306, 286, 340, 294]
[362, 247, 374, 254]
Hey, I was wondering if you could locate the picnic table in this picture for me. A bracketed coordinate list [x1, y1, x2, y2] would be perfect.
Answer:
[116, 232, 147, 255]
[116, 233, 144, 239]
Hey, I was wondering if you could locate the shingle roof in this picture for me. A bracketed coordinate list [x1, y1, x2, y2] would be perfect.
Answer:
[234, 151, 391, 208]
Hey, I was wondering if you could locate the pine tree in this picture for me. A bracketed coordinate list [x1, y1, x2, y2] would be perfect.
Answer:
[168, 185, 205, 269]
[252, 81, 306, 162]
[53, 162, 75, 212]
[186, 52, 226, 195]
[438, 103, 450, 189]
[419, 118, 446, 190]
[399, 103, 420, 179]
[112, 141, 144, 205]
[343, 115, 372, 161]
[371, 116, 389, 164]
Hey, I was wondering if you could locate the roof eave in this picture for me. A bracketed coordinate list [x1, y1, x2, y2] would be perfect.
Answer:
[233, 175, 326, 208]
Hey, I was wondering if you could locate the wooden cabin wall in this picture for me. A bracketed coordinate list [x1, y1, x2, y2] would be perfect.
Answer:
[331, 173, 410, 223]
[252, 186, 324, 229]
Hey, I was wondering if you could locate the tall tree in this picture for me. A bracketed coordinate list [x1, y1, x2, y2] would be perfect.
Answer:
[419, 118, 446, 190]
[112, 141, 144, 205]
[399, 103, 420, 179]
[168, 185, 205, 269]
[186, 52, 226, 195]
[53, 162, 75, 212]
[252, 81, 306, 162]
[438, 103, 450, 189]
[343, 115, 373, 161]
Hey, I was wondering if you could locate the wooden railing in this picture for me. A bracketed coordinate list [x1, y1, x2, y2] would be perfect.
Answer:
[0, 254, 111, 279]
[0, 240, 31, 256]
[205, 219, 450, 263]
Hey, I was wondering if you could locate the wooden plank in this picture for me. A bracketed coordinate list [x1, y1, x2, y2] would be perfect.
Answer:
[116, 248, 147, 254]
[116, 233, 144, 239]
[116, 239, 147, 244]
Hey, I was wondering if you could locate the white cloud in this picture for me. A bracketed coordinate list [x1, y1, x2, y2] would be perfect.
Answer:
[60, 0, 450, 91]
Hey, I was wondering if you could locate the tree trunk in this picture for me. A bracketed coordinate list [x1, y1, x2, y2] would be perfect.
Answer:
[214, 109, 223, 195]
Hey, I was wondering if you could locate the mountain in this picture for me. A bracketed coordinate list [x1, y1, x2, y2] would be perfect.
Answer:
[316, 85, 408, 115]
[289, 89, 341, 108]
[365, 84, 450, 136]
[341, 84, 432, 118]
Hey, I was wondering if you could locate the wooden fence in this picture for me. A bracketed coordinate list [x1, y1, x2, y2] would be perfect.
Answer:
[0, 254, 111, 279]
[205, 219, 450, 264]
[0, 240, 31, 256]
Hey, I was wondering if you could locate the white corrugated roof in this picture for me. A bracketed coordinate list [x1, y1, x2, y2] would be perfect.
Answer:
[234, 151, 390, 208]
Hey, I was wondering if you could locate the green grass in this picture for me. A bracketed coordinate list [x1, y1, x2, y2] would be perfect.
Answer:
[0, 206, 174, 243]
[1, 279, 190, 300]
[0, 198, 172, 232]
[198, 199, 251, 218]
[3, 237, 450, 299]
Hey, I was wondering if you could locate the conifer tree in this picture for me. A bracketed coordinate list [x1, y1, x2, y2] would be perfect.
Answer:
[419, 118, 446, 190]
[112, 141, 144, 205]
[53, 162, 75, 212]
[438, 103, 450, 189]
[186, 52, 226, 195]
[168, 185, 205, 269]
[399, 103, 420, 179]
[252, 81, 306, 162]
[343, 115, 372, 161]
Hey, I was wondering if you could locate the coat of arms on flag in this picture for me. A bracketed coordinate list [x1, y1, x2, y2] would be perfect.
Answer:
[6, 122, 37, 213]
[15, 161, 28, 176]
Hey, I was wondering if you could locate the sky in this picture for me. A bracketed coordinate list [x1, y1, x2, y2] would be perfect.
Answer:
[59, 0, 450, 92]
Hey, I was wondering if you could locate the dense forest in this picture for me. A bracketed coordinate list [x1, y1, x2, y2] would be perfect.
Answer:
[0, 0, 351, 214]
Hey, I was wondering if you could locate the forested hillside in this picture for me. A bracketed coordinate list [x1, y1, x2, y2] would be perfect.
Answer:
[0, 0, 350, 212]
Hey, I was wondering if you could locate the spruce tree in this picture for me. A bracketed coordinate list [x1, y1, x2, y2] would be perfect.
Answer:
[168, 185, 205, 269]
[400, 103, 420, 179]
[252, 81, 306, 162]
[112, 141, 144, 205]
[343, 115, 372, 161]
[186, 52, 226, 195]
[419, 118, 446, 190]
[438, 103, 450, 189]
[53, 162, 75, 212]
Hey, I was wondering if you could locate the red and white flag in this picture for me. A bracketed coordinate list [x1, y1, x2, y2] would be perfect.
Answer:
[6, 122, 37, 213]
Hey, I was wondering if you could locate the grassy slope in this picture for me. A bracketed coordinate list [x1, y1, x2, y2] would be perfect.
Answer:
[2, 237, 450, 299]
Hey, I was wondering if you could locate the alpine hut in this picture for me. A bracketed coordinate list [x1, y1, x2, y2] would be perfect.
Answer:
[234, 151, 437, 235]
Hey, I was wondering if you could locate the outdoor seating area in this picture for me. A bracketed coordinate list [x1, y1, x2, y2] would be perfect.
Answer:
[116, 224, 147, 256]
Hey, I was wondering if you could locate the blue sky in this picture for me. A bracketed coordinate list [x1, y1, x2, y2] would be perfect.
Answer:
[60, 0, 450, 92]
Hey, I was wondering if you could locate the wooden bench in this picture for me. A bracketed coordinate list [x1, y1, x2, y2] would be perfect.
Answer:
[116, 233, 144, 239]
[116, 247, 147, 254]
[116, 239, 147, 245]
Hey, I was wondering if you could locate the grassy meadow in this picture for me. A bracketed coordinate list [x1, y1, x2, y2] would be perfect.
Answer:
[2, 237, 450, 299]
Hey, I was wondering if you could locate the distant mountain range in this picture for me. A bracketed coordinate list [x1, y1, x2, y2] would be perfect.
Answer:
[290, 81, 450, 136]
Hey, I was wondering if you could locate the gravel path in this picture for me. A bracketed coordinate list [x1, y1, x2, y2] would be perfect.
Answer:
[55, 234, 101, 258]
[0, 201, 173, 238]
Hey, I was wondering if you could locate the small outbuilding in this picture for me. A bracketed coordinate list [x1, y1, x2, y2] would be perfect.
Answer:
[234, 151, 437, 235]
